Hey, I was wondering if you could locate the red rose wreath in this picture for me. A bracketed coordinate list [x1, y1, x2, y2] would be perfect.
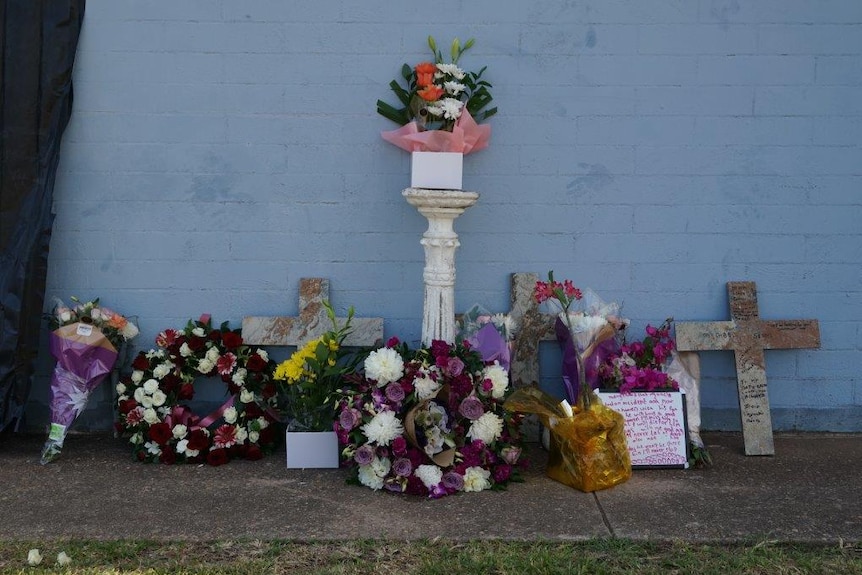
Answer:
[115, 316, 280, 465]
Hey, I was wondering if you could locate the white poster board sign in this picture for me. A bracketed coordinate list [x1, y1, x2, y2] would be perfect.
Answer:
[597, 390, 689, 469]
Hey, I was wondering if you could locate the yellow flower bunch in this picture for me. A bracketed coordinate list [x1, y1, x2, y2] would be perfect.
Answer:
[274, 337, 323, 384]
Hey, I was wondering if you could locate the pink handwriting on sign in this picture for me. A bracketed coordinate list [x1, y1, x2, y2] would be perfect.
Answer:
[597, 391, 688, 468]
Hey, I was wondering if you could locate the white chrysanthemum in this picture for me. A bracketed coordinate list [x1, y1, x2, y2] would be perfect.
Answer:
[133, 387, 146, 403]
[172, 424, 188, 439]
[364, 348, 404, 385]
[436, 62, 465, 80]
[116, 382, 127, 395]
[205, 347, 220, 363]
[130, 370, 143, 384]
[240, 389, 255, 403]
[424, 104, 443, 117]
[153, 362, 172, 379]
[483, 362, 509, 399]
[439, 97, 464, 120]
[192, 327, 205, 337]
[142, 379, 159, 394]
[467, 412, 504, 445]
[361, 410, 404, 446]
[142, 408, 159, 424]
[223, 406, 238, 424]
[197, 358, 214, 374]
[179, 343, 192, 357]
[151, 390, 167, 407]
[414, 464, 443, 489]
[443, 80, 466, 95]
[413, 371, 442, 401]
[232, 368, 247, 385]
[463, 466, 492, 492]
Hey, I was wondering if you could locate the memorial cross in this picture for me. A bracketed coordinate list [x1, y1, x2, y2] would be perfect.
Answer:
[242, 278, 384, 348]
[675, 282, 820, 456]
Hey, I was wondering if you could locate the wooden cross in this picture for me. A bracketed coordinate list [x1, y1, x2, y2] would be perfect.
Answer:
[242, 278, 384, 348]
[675, 282, 820, 456]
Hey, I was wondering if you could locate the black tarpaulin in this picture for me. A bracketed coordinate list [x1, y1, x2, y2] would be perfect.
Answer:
[0, 0, 85, 432]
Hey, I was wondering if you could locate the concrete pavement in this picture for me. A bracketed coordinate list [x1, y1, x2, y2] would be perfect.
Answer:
[0, 431, 859, 543]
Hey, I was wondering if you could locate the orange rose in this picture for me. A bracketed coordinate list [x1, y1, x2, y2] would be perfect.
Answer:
[107, 314, 128, 330]
[414, 62, 437, 87]
[417, 85, 444, 102]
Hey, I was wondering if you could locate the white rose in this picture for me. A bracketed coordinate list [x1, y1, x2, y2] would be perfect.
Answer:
[59, 310, 72, 323]
[257, 416, 269, 429]
[91, 308, 102, 321]
[130, 432, 143, 445]
[151, 390, 167, 407]
[117, 394, 129, 403]
[143, 379, 159, 394]
[248, 430, 259, 443]
[240, 389, 255, 403]
[131, 370, 144, 383]
[192, 327, 205, 337]
[235, 427, 248, 443]
[197, 358, 214, 374]
[121, 322, 139, 340]
[223, 406, 238, 424]
[144, 441, 161, 456]
[142, 408, 159, 424]
[172, 424, 188, 439]
[133, 387, 146, 403]
[139, 394, 154, 409]
[116, 383, 127, 395]
[153, 363, 172, 379]
[206, 347, 220, 363]
[180, 342, 192, 357]
[257, 349, 269, 361]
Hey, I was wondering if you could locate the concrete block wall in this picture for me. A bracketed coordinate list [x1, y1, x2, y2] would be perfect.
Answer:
[28, 0, 862, 432]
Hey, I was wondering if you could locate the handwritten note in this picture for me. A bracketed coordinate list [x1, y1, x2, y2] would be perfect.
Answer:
[597, 390, 689, 469]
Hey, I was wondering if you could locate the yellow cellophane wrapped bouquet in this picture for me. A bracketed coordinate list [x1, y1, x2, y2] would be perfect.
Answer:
[504, 385, 631, 492]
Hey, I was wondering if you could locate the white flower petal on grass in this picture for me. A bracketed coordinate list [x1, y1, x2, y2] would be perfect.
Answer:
[27, 549, 42, 566]
[364, 348, 404, 385]
[56, 551, 72, 566]
[361, 410, 404, 446]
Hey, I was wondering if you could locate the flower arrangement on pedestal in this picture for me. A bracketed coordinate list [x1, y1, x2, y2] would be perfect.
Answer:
[115, 316, 280, 465]
[41, 297, 139, 464]
[377, 36, 495, 155]
[334, 336, 525, 498]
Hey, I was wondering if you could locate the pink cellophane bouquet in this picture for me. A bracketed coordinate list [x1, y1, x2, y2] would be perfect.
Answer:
[377, 36, 495, 154]
[41, 297, 138, 464]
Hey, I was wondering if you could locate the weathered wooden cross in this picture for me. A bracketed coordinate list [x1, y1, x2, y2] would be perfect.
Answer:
[675, 282, 820, 456]
[242, 278, 384, 348]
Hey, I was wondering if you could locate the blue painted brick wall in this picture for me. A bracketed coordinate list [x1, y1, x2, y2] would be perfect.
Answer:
[29, 0, 862, 433]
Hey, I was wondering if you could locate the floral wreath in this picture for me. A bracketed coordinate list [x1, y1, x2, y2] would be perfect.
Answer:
[115, 315, 281, 465]
[335, 337, 525, 498]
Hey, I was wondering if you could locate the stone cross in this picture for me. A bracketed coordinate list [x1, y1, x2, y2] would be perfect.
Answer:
[675, 282, 820, 456]
[242, 278, 384, 348]
[506, 272, 557, 389]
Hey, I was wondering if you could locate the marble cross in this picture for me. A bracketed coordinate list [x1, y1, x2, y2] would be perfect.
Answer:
[676, 282, 820, 456]
[242, 278, 384, 348]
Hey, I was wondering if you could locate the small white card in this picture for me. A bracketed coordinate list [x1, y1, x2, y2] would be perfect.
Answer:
[76, 323, 93, 337]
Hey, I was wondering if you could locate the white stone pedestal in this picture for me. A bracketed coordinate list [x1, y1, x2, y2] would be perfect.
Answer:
[402, 188, 479, 346]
